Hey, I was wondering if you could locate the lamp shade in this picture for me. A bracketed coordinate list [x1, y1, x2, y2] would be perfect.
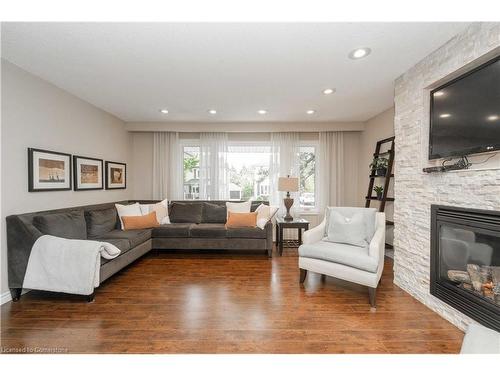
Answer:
[278, 176, 299, 192]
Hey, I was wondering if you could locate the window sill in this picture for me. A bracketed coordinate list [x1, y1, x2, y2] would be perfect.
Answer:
[298, 210, 321, 216]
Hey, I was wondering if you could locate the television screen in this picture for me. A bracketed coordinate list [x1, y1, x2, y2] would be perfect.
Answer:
[429, 56, 500, 160]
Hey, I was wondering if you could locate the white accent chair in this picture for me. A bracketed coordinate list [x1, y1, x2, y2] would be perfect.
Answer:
[298, 208, 386, 309]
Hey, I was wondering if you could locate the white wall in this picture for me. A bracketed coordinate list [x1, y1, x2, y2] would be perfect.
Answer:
[1, 60, 133, 298]
[130, 132, 154, 200]
[393, 22, 500, 331]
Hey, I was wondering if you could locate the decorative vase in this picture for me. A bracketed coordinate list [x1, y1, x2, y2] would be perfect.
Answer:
[376, 192, 383, 200]
[376, 167, 387, 176]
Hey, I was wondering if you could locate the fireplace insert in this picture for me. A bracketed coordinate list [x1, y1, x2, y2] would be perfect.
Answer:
[430, 205, 500, 331]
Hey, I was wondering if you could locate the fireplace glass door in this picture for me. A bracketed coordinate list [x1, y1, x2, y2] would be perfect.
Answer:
[431, 205, 500, 331]
[439, 224, 500, 308]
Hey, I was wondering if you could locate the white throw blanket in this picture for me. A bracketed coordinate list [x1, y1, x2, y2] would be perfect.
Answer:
[23, 235, 121, 296]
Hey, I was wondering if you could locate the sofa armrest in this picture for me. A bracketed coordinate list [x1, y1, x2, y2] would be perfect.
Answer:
[368, 213, 386, 263]
[6, 215, 43, 289]
[302, 218, 326, 245]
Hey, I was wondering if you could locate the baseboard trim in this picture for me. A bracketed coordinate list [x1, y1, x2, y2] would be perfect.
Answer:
[1, 290, 13, 305]
[1, 289, 29, 305]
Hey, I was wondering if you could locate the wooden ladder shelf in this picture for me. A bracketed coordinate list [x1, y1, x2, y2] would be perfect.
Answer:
[365, 136, 395, 249]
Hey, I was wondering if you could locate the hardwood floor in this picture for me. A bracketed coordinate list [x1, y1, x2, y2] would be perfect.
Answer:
[0, 247, 464, 354]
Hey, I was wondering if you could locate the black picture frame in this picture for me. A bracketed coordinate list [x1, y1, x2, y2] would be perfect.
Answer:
[73, 155, 104, 191]
[28, 148, 72, 192]
[105, 161, 127, 190]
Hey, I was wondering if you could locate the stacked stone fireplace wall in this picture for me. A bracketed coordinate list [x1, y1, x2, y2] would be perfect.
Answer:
[393, 22, 500, 331]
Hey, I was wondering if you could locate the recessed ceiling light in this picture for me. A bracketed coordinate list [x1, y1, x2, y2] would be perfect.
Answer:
[440, 113, 451, 118]
[159, 109, 169, 114]
[487, 115, 499, 121]
[306, 110, 316, 115]
[434, 91, 444, 97]
[258, 109, 267, 115]
[323, 88, 335, 95]
[208, 109, 217, 115]
[348, 47, 371, 60]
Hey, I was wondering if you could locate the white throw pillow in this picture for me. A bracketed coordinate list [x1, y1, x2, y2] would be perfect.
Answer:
[226, 201, 251, 218]
[139, 199, 170, 224]
[255, 204, 279, 229]
[326, 211, 368, 248]
[139, 204, 151, 215]
[115, 202, 142, 230]
[152, 200, 171, 224]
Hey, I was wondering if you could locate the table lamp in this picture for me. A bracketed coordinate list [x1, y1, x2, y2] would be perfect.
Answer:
[278, 175, 299, 221]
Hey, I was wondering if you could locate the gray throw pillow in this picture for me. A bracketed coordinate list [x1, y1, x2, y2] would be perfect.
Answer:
[202, 202, 227, 224]
[325, 211, 368, 248]
[325, 207, 377, 242]
[33, 210, 87, 240]
[170, 202, 203, 223]
[85, 207, 118, 238]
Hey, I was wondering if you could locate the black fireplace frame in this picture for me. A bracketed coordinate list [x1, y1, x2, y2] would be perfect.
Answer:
[430, 204, 500, 332]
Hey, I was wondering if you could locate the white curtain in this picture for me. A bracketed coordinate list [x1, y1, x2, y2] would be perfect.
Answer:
[269, 132, 300, 217]
[199, 132, 229, 200]
[152, 132, 182, 200]
[317, 131, 345, 213]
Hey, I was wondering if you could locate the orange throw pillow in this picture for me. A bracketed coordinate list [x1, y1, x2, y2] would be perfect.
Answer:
[225, 211, 257, 228]
[122, 211, 159, 230]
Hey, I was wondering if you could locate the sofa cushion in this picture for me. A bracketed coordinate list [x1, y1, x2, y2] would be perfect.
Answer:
[226, 226, 267, 239]
[298, 240, 378, 273]
[202, 202, 227, 224]
[33, 210, 87, 240]
[94, 229, 151, 248]
[152, 223, 192, 238]
[189, 223, 227, 238]
[170, 202, 203, 223]
[85, 207, 118, 237]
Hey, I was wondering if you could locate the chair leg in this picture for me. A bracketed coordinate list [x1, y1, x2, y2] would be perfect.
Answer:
[86, 293, 95, 303]
[299, 268, 307, 283]
[368, 287, 376, 311]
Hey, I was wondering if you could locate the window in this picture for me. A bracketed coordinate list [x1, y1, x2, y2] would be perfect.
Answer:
[227, 145, 271, 201]
[181, 141, 316, 207]
[183, 146, 200, 200]
[299, 145, 316, 208]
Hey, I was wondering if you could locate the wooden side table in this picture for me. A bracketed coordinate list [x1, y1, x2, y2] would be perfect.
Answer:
[275, 217, 310, 256]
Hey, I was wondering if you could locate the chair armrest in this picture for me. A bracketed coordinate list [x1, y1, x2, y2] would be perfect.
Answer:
[302, 218, 326, 245]
[368, 213, 386, 263]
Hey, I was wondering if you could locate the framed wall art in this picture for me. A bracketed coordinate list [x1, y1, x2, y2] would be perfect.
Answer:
[28, 148, 72, 192]
[73, 155, 104, 191]
[105, 161, 126, 190]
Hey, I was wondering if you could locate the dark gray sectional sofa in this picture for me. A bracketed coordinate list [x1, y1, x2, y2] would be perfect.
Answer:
[6, 200, 272, 301]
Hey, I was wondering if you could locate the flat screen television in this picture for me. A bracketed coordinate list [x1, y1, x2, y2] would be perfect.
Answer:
[429, 56, 500, 160]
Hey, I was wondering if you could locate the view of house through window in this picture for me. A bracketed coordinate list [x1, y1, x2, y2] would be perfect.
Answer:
[299, 146, 316, 208]
[227, 145, 271, 201]
[182, 143, 316, 207]
[183, 146, 200, 200]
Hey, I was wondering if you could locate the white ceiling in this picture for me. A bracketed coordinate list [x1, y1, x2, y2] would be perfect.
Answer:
[1, 22, 469, 123]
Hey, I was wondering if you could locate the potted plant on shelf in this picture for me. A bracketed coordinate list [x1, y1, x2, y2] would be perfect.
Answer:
[373, 186, 384, 200]
[369, 157, 389, 176]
